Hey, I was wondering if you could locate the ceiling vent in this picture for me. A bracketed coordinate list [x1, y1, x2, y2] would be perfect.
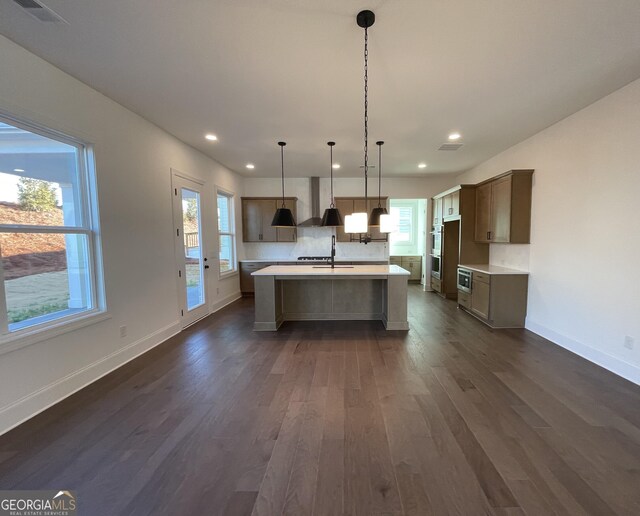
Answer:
[12, 0, 67, 23]
[438, 142, 464, 151]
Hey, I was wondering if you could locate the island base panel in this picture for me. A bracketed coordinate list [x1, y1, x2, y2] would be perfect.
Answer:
[253, 276, 408, 331]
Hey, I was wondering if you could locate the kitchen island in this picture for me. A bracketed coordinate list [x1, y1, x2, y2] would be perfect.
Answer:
[252, 265, 410, 331]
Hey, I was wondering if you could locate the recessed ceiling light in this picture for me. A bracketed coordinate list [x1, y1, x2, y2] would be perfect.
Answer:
[13, 168, 25, 172]
[205, 134, 218, 141]
[448, 132, 461, 141]
[246, 163, 255, 169]
[332, 163, 340, 169]
[418, 163, 427, 169]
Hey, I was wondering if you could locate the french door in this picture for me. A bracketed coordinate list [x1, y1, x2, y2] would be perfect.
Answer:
[172, 171, 209, 327]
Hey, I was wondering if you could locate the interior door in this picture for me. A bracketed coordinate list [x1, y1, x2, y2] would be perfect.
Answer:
[172, 173, 209, 327]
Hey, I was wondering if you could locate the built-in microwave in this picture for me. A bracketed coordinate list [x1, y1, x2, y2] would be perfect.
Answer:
[431, 254, 441, 279]
[457, 268, 472, 293]
[431, 227, 442, 256]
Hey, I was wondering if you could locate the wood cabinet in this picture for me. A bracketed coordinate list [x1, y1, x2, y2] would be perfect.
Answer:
[334, 197, 388, 243]
[474, 170, 533, 244]
[240, 261, 277, 294]
[241, 197, 297, 243]
[459, 268, 529, 328]
[335, 198, 355, 243]
[442, 190, 460, 219]
[276, 198, 297, 242]
[432, 196, 443, 226]
[430, 186, 489, 298]
[391, 255, 422, 282]
[471, 277, 490, 319]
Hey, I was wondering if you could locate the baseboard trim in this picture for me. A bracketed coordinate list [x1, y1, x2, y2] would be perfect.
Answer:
[0, 320, 181, 436]
[526, 320, 640, 386]
[210, 291, 242, 313]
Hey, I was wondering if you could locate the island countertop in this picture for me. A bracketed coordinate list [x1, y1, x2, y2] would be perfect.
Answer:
[252, 264, 410, 276]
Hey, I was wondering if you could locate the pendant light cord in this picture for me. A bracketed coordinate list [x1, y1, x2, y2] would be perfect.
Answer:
[330, 144, 335, 207]
[363, 26, 369, 204]
[377, 142, 382, 207]
[280, 143, 286, 208]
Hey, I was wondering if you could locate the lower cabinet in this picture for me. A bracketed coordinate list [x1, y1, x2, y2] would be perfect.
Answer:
[458, 271, 528, 328]
[240, 262, 277, 294]
[471, 274, 490, 319]
[391, 255, 422, 282]
[431, 275, 442, 293]
[457, 289, 471, 309]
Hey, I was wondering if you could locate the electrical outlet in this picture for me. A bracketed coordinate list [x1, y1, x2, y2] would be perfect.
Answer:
[624, 336, 634, 350]
[119, 325, 127, 338]
[216, 287, 220, 295]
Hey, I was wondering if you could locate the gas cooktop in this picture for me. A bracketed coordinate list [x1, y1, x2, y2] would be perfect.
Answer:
[297, 256, 331, 261]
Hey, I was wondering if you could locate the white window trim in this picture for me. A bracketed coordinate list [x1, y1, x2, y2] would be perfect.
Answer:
[0, 113, 106, 351]
[391, 202, 417, 247]
[216, 186, 237, 279]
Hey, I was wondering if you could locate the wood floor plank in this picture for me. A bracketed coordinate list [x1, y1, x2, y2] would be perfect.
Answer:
[0, 290, 638, 516]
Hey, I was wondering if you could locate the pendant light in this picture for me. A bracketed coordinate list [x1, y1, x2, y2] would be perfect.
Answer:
[345, 9, 375, 236]
[369, 140, 387, 227]
[271, 141, 297, 227]
[321, 141, 343, 227]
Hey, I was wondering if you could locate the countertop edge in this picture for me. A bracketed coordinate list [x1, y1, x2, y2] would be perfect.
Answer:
[458, 263, 529, 275]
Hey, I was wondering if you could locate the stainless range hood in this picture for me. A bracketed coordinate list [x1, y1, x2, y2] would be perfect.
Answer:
[298, 177, 324, 227]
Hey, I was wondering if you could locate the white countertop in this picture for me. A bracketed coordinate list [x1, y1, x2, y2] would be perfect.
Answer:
[241, 258, 386, 263]
[458, 264, 529, 275]
[252, 265, 410, 276]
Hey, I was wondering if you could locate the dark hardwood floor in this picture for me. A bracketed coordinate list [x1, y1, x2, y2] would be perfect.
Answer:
[1, 286, 639, 515]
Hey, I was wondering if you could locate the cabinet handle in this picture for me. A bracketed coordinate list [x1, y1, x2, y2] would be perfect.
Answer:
[487, 231, 492, 240]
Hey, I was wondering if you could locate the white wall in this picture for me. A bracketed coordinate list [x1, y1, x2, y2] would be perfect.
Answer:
[241, 176, 452, 261]
[0, 35, 244, 434]
[456, 77, 640, 384]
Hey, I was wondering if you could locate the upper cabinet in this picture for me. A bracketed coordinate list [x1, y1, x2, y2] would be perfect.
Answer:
[432, 190, 460, 226]
[442, 190, 460, 219]
[335, 197, 389, 243]
[242, 197, 297, 242]
[474, 170, 533, 244]
[432, 196, 444, 226]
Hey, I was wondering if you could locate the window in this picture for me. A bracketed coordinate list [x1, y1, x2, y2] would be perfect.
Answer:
[216, 189, 236, 276]
[0, 117, 103, 340]
[390, 205, 415, 245]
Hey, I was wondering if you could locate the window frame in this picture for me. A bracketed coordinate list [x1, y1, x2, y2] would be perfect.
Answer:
[390, 203, 417, 247]
[216, 186, 237, 278]
[0, 113, 106, 350]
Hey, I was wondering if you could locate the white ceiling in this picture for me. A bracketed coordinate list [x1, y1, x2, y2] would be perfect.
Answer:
[1, 0, 640, 178]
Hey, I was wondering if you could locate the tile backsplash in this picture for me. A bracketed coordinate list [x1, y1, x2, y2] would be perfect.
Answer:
[242, 227, 389, 261]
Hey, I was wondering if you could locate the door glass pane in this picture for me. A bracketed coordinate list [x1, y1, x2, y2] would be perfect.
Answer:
[181, 188, 204, 310]
[0, 121, 82, 227]
[1, 232, 93, 331]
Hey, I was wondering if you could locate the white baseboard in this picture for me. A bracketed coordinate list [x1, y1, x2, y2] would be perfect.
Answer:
[526, 319, 640, 386]
[0, 320, 181, 436]
[210, 291, 242, 313]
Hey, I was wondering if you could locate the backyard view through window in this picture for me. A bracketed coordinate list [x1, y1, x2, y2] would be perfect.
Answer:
[0, 118, 101, 337]
[217, 190, 235, 275]
[390, 205, 414, 244]
[182, 188, 204, 310]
